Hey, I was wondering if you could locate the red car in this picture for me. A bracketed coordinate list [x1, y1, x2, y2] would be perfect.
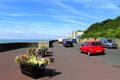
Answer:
[80, 41, 105, 56]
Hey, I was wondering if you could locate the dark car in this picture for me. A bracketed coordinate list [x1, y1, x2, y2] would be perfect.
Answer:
[63, 41, 73, 47]
[80, 40, 105, 56]
[71, 39, 77, 43]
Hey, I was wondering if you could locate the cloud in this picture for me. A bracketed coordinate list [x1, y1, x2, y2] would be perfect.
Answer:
[95, 3, 119, 9]
[0, 20, 76, 39]
[49, 7, 90, 27]
[0, 30, 52, 39]
[0, 13, 48, 17]
[52, 1, 100, 20]
[0, 29, 66, 39]
[0, 0, 120, 39]
[0, 16, 14, 20]
[73, 0, 119, 9]
[51, 14, 87, 25]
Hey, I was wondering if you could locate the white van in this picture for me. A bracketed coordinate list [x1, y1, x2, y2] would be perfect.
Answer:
[58, 38, 63, 44]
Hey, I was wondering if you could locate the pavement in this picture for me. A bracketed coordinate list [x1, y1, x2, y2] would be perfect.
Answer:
[0, 43, 120, 80]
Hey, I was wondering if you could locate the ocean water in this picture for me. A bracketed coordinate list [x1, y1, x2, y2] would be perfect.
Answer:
[0, 39, 50, 43]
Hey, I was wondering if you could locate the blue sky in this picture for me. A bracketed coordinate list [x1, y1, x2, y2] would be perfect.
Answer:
[0, 0, 120, 39]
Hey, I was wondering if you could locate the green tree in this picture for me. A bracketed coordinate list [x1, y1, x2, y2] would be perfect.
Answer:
[82, 16, 120, 38]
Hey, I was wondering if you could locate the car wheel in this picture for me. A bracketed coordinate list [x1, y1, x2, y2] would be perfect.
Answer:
[87, 51, 91, 56]
[106, 45, 109, 48]
[64, 45, 67, 47]
[63, 44, 66, 47]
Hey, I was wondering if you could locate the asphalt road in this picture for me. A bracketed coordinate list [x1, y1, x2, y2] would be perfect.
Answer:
[68, 43, 120, 67]
[45, 43, 120, 80]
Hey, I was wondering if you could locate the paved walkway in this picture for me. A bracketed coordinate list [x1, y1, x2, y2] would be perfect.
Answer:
[0, 43, 120, 80]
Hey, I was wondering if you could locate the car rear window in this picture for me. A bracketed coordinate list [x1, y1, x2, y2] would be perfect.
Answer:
[67, 41, 71, 43]
[107, 39, 113, 43]
[92, 42, 102, 46]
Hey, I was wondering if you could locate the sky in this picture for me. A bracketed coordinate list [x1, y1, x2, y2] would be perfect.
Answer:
[0, 0, 120, 39]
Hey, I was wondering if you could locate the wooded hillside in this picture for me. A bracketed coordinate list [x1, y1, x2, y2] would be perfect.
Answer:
[82, 16, 120, 39]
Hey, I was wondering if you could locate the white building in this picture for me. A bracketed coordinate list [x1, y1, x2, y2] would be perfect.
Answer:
[65, 30, 84, 42]
[72, 30, 84, 39]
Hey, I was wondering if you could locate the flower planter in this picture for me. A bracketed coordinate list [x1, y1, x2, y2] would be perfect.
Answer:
[20, 63, 46, 79]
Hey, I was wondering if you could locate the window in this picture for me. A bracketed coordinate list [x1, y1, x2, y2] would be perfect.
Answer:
[92, 42, 101, 46]
[84, 42, 89, 46]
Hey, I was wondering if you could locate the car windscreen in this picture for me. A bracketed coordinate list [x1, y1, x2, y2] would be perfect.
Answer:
[92, 42, 102, 46]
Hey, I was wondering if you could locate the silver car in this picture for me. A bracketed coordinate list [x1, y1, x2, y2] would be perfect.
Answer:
[99, 38, 118, 48]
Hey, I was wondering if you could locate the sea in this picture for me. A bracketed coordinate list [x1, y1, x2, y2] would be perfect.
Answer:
[0, 39, 50, 43]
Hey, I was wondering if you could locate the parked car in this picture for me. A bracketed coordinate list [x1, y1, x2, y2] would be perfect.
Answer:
[99, 38, 118, 48]
[80, 41, 105, 56]
[63, 41, 73, 47]
[71, 39, 77, 43]
[58, 38, 63, 44]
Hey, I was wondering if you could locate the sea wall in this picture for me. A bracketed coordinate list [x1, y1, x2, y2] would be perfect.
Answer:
[0, 42, 38, 52]
[0, 40, 57, 52]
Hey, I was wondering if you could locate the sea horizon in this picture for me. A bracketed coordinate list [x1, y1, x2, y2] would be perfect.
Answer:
[0, 39, 51, 43]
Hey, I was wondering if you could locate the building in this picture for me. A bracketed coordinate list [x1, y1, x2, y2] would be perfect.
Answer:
[65, 30, 84, 42]
[72, 30, 84, 39]
[68, 30, 84, 42]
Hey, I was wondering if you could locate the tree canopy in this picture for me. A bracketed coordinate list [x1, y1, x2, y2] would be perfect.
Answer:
[82, 16, 120, 38]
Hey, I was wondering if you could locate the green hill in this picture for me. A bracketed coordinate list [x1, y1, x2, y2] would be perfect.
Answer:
[82, 16, 120, 39]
